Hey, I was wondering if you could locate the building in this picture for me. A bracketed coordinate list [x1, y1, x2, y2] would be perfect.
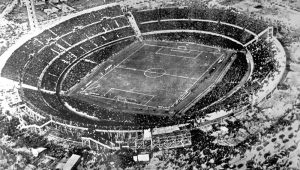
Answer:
[63, 154, 81, 170]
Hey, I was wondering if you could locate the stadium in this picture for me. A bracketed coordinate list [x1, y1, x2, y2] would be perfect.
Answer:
[0, 2, 286, 150]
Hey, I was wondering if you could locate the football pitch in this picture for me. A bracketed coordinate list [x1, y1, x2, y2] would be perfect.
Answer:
[80, 43, 225, 108]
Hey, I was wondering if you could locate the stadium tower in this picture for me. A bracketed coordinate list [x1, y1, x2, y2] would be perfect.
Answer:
[24, 0, 39, 30]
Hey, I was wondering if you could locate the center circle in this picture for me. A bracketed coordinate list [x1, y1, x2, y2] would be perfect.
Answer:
[144, 68, 166, 78]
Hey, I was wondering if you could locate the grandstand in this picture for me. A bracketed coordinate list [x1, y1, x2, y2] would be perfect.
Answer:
[0, 2, 284, 150]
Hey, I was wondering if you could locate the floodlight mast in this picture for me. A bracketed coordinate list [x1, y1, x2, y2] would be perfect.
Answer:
[24, 0, 39, 30]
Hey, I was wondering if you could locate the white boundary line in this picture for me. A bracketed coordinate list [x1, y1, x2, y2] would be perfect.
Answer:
[172, 52, 226, 107]
[144, 96, 154, 105]
[107, 88, 155, 98]
[211, 52, 223, 56]
[86, 44, 145, 90]
[103, 88, 112, 96]
[148, 43, 224, 58]
[156, 51, 200, 59]
[116, 67, 198, 80]
[152, 44, 203, 53]
[85, 43, 228, 108]
[87, 93, 158, 108]
[144, 68, 166, 78]
[194, 51, 203, 59]
[178, 46, 188, 50]
[170, 48, 191, 53]
[155, 47, 163, 54]
[145, 41, 221, 51]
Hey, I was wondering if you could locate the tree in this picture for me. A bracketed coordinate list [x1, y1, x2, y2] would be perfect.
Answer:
[114, 148, 136, 170]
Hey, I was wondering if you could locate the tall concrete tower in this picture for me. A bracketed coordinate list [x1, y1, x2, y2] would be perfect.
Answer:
[24, 0, 39, 30]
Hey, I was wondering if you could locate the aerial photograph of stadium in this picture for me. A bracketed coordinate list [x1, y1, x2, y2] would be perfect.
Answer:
[0, 0, 300, 169]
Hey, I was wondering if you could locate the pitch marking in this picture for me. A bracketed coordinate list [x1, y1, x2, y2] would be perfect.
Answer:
[85, 93, 158, 108]
[156, 52, 199, 59]
[144, 96, 154, 105]
[145, 43, 221, 52]
[170, 48, 191, 53]
[156, 47, 200, 59]
[194, 51, 203, 59]
[85, 44, 145, 91]
[116, 67, 198, 80]
[105, 88, 154, 98]
[172, 52, 226, 106]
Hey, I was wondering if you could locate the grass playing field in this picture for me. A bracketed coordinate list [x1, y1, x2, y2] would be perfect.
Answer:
[77, 41, 227, 110]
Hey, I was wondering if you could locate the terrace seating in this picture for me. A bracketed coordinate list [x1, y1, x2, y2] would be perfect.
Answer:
[63, 61, 97, 90]
[1, 39, 44, 81]
[143, 32, 244, 50]
[202, 88, 250, 115]
[26, 20, 134, 90]
[1, 3, 277, 137]
[133, 6, 270, 34]
[1, 5, 129, 87]
[20, 88, 61, 118]
[61, 95, 178, 129]
[186, 52, 248, 116]
[139, 20, 254, 44]
[247, 39, 276, 86]
[49, 5, 124, 36]
[61, 38, 135, 91]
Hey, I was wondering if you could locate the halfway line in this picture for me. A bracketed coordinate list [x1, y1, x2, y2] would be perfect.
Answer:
[115, 67, 198, 80]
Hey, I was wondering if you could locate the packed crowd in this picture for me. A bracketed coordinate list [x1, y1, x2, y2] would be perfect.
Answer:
[0, 2, 289, 169]
[139, 20, 254, 44]
[202, 88, 250, 115]
[27, 26, 135, 89]
[19, 86, 177, 131]
[143, 32, 244, 51]
[1, 5, 280, 166]
[247, 39, 277, 91]
[132, 5, 270, 34]
[188, 38, 278, 116]
[186, 52, 248, 117]
[1, 5, 132, 88]
[62, 38, 135, 91]
[49, 5, 123, 36]
[61, 95, 179, 129]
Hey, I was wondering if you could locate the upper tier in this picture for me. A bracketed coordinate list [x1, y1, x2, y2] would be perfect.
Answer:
[1, 4, 131, 84]
[132, 7, 269, 35]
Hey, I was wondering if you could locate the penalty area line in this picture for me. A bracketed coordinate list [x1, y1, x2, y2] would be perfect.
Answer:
[174, 52, 226, 105]
[86, 94, 158, 108]
[108, 88, 155, 98]
[144, 96, 154, 105]
[116, 67, 198, 80]
[156, 51, 199, 59]
[86, 44, 145, 90]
